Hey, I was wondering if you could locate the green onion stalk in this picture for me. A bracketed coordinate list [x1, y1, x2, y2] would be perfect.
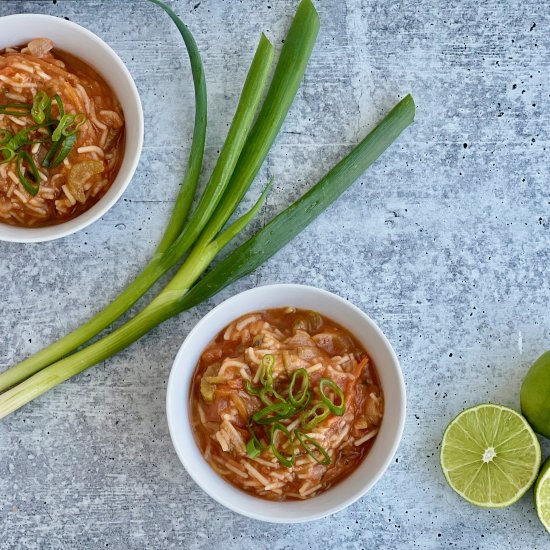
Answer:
[0, 92, 415, 419]
[0, 0, 320, 392]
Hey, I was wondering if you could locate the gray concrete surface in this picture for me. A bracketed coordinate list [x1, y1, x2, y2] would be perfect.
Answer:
[1, 0, 549, 548]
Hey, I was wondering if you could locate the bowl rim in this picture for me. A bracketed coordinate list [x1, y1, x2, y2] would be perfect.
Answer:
[0, 13, 143, 243]
[166, 284, 406, 523]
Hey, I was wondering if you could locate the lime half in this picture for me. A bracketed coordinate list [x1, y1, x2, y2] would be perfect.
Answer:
[535, 457, 550, 533]
[440, 404, 541, 507]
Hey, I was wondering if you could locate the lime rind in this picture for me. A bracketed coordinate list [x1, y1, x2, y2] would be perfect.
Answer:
[535, 457, 550, 533]
[440, 403, 541, 508]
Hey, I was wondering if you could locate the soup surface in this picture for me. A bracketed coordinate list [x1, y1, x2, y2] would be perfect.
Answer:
[190, 307, 384, 501]
[0, 38, 125, 227]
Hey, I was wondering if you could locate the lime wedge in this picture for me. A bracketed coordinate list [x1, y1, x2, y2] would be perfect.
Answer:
[440, 404, 541, 507]
[535, 457, 550, 533]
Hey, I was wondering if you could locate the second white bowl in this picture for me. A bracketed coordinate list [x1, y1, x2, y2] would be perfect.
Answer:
[167, 284, 406, 523]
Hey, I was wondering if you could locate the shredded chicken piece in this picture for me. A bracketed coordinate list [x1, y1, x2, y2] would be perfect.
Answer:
[27, 38, 54, 58]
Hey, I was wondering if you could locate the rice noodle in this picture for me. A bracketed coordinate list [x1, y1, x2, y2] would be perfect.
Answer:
[354, 429, 379, 446]
[77, 145, 105, 157]
[243, 462, 270, 486]
[236, 314, 261, 331]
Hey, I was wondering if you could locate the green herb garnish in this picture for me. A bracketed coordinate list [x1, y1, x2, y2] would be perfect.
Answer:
[252, 402, 296, 425]
[319, 378, 345, 416]
[270, 423, 295, 467]
[31, 91, 49, 124]
[16, 151, 41, 196]
[294, 429, 330, 465]
[259, 354, 275, 386]
[300, 402, 331, 430]
[289, 368, 309, 407]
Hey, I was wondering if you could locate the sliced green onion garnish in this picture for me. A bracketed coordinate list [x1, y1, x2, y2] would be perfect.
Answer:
[259, 386, 286, 406]
[247, 422, 265, 455]
[0, 147, 15, 165]
[259, 353, 275, 386]
[270, 422, 295, 467]
[16, 151, 41, 196]
[49, 134, 76, 168]
[43, 94, 64, 123]
[42, 140, 62, 168]
[8, 128, 32, 151]
[252, 402, 295, 425]
[289, 368, 309, 407]
[0, 103, 32, 116]
[53, 94, 64, 118]
[245, 379, 262, 395]
[52, 114, 76, 142]
[31, 91, 49, 124]
[246, 437, 261, 458]
[300, 402, 330, 430]
[62, 113, 87, 136]
[319, 378, 345, 416]
[294, 429, 330, 466]
[7, 122, 55, 152]
[0, 129, 13, 145]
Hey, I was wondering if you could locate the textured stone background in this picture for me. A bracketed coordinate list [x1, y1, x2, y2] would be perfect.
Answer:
[1, 0, 549, 548]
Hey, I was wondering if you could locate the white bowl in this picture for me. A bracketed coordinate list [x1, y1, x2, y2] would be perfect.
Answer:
[167, 284, 406, 523]
[0, 14, 143, 242]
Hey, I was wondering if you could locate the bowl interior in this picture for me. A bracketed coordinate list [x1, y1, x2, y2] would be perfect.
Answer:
[167, 284, 406, 523]
[0, 14, 143, 242]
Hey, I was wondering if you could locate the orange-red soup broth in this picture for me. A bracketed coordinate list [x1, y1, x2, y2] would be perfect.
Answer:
[0, 39, 125, 227]
[190, 307, 384, 501]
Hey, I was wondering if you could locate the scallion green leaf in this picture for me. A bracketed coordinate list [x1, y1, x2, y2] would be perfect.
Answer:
[45, 94, 64, 122]
[157, 30, 274, 261]
[187, 0, 319, 251]
[41, 140, 62, 168]
[149, 0, 208, 254]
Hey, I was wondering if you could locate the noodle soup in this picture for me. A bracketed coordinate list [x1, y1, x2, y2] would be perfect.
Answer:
[0, 39, 125, 227]
[190, 308, 384, 501]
